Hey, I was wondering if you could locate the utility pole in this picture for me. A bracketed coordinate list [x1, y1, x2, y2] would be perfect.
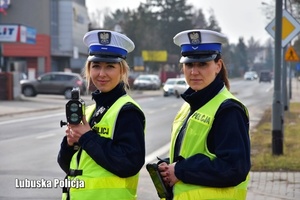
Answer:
[282, 46, 288, 111]
[272, 0, 283, 155]
[282, 0, 289, 111]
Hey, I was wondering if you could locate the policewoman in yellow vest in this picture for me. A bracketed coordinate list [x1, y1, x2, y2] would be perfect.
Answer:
[57, 30, 146, 200]
[157, 30, 251, 200]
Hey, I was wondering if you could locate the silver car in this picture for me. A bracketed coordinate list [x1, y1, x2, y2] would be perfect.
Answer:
[133, 74, 161, 90]
[173, 78, 189, 98]
[243, 71, 258, 80]
[163, 78, 178, 96]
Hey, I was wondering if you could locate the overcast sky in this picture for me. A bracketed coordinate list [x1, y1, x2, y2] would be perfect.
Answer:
[86, 0, 274, 45]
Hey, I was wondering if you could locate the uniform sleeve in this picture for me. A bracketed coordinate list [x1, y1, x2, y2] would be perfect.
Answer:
[174, 102, 251, 187]
[78, 104, 145, 178]
[57, 136, 77, 174]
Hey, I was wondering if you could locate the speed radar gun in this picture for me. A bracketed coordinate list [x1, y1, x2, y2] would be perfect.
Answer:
[60, 88, 85, 127]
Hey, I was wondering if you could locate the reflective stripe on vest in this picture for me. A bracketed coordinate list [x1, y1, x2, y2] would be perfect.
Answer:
[169, 87, 250, 200]
[64, 95, 143, 200]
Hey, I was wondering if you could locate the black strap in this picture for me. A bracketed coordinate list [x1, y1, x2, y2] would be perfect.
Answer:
[63, 105, 109, 198]
[62, 169, 83, 199]
[62, 105, 106, 199]
[68, 169, 83, 176]
[62, 174, 70, 200]
[76, 148, 82, 169]
[62, 175, 68, 193]
[173, 111, 192, 160]
[72, 106, 109, 173]
[67, 105, 109, 179]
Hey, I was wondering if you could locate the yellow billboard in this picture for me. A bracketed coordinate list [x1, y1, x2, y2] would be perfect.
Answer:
[142, 50, 167, 62]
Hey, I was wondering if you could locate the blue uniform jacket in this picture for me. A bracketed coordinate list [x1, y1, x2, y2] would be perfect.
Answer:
[172, 76, 251, 187]
[57, 83, 146, 178]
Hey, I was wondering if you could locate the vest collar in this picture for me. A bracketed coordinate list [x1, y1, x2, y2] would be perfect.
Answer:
[92, 82, 126, 109]
[182, 76, 224, 112]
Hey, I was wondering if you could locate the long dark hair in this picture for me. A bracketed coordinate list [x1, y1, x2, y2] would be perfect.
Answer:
[214, 54, 230, 90]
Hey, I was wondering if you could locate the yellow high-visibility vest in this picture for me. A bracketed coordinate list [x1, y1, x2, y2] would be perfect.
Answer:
[169, 87, 250, 200]
[62, 95, 144, 200]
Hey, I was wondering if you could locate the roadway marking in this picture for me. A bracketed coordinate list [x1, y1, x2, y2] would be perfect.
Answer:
[36, 133, 56, 139]
[145, 142, 170, 164]
[145, 102, 181, 114]
[147, 107, 167, 114]
[266, 86, 273, 93]
[172, 103, 182, 107]
[0, 113, 63, 125]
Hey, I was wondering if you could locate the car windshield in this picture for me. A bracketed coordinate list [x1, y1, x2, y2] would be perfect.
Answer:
[166, 79, 176, 84]
[177, 80, 186, 85]
[261, 71, 270, 76]
[138, 76, 152, 81]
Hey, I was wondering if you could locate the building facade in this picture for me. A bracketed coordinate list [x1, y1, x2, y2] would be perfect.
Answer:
[1, 0, 89, 78]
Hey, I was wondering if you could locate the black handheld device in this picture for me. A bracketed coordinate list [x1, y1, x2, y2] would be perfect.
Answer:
[146, 163, 173, 199]
[60, 88, 85, 127]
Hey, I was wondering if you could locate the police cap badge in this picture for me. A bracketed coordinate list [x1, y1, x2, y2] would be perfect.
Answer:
[173, 29, 227, 63]
[83, 30, 135, 62]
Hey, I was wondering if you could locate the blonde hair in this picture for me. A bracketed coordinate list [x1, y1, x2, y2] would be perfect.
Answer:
[83, 59, 130, 92]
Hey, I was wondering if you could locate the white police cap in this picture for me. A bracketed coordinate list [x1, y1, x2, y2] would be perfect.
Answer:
[173, 29, 227, 63]
[83, 30, 135, 62]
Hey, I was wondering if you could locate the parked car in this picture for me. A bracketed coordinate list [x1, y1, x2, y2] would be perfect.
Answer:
[133, 74, 161, 90]
[259, 70, 272, 83]
[20, 72, 86, 99]
[243, 71, 258, 80]
[163, 78, 178, 96]
[173, 78, 189, 98]
[128, 73, 139, 89]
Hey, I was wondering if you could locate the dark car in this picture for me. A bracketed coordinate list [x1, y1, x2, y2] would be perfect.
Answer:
[259, 71, 272, 83]
[20, 72, 86, 99]
[128, 73, 139, 89]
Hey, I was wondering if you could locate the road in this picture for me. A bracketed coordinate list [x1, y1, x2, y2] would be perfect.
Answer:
[0, 79, 273, 199]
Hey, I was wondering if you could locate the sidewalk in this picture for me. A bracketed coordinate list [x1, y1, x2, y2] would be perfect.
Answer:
[1, 80, 300, 199]
[247, 78, 300, 200]
[248, 171, 300, 199]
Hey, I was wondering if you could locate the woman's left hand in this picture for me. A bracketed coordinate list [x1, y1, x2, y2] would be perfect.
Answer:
[158, 162, 179, 187]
